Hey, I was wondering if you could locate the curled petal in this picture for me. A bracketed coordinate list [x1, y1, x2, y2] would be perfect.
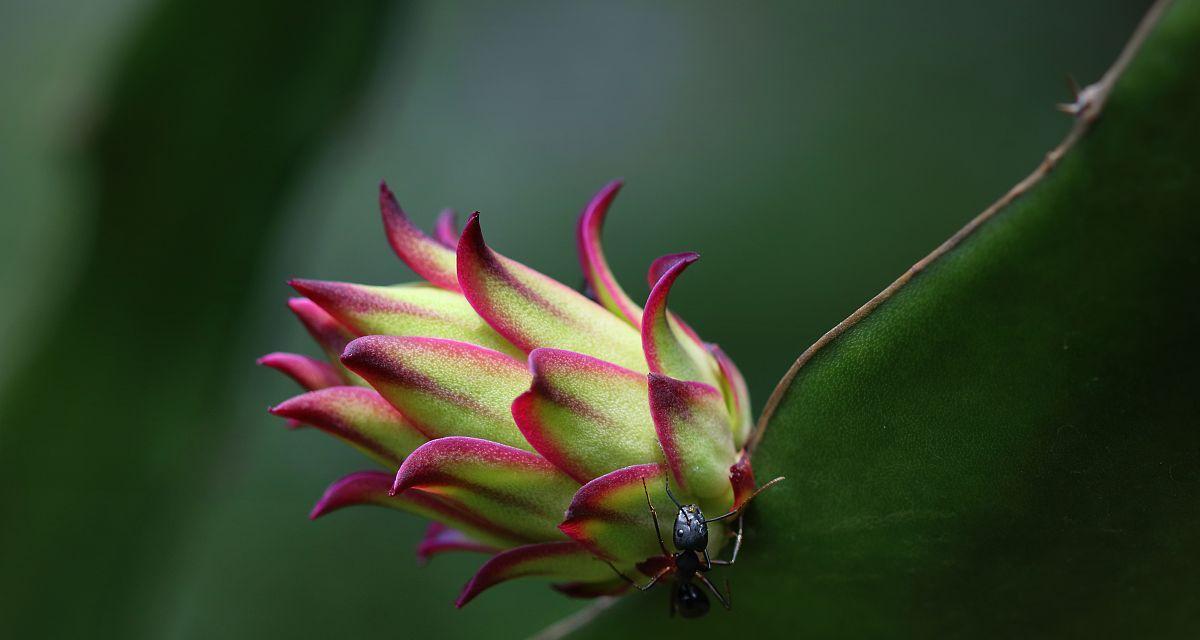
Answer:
[641, 253, 719, 386]
[559, 464, 671, 561]
[552, 578, 630, 598]
[457, 214, 646, 372]
[511, 349, 660, 483]
[379, 181, 460, 291]
[645, 255, 708, 348]
[645, 253, 679, 288]
[416, 523, 499, 565]
[290, 279, 521, 357]
[269, 386, 426, 467]
[308, 471, 525, 547]
[456, 541, 613, 608]
[709, 343, 754, 449]
[433, 209, 460, 248]
[257, 352, 343, 391]
[341, 336, 532, 450]
[392, 437, 580, 543]
[649, 373, 737, 513]
[576, 180, 641, 326]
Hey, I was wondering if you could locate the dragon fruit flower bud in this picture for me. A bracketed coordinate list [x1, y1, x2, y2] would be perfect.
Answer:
[262, 180, 773, 607]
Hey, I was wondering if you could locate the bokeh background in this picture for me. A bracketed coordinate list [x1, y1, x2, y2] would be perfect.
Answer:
[0, 1, 1153, 637]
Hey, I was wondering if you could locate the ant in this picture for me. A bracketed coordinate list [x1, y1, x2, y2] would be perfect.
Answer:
[607, 474, 783, 618]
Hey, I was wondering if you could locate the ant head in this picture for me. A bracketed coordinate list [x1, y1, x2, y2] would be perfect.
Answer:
[673, 581, 710, 618]
[672, 504, 709, 551]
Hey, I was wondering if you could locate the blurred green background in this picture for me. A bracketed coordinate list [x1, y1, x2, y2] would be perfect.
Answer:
[0, 1, 1153, 637]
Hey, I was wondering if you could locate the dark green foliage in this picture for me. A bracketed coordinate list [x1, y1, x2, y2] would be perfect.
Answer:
[572, 1, 1200, 636]
[0, 1, 393, 635]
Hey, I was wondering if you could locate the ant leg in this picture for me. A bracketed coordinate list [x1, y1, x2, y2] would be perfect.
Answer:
[641, 479, 670, 556]
[709, 514, 744, 566]
[605, 561, 669, 592]
[701, 549, 713, 571]
[697, 574, 731, 610]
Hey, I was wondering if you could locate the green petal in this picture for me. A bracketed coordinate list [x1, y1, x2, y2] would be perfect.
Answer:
[291, 279, 522, 357]
[641, 253, 720, 387]
[457, 213, 646, 372]
[709, 343, 754, 449]
[512, 348, 661, 483]
[649, 373, 737, 514]
[456, 541, 614, 607]
[269, 386, 427, 467]
[392, 436, 580, 543]
[340, 335, 533, 450]
[308, 471, 527, 548]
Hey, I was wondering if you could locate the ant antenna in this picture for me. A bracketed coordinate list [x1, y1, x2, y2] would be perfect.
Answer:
[703, 476, 786, 523]
[663, 471, 683, 510]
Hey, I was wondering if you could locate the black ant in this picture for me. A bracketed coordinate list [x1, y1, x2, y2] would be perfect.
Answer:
[607, 475, 783, 618]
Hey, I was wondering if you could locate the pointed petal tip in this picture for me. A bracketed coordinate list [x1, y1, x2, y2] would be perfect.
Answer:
[576, 180, 644, 327]
[378, 180, 398, 205]
[646, 252, 700, 287]
[309, 470, 396, 521]
[265, 394, 313, 421]
[286, 280, 360, 317]
[284, 296, 316, 319]
[258, 352, 344, 391]
[308, 488, 339, 521]
[580, 180, 625, 219]
[287, 278, 317, 297]
[456, 213, 485, 255]
[379, 182, 400, 219]
[595, 179, 624, 200]
[378, 183, 461, 291]
[338, 335, 371, 367]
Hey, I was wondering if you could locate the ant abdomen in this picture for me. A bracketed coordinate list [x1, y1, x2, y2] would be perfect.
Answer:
[673, 581, 710, 618]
